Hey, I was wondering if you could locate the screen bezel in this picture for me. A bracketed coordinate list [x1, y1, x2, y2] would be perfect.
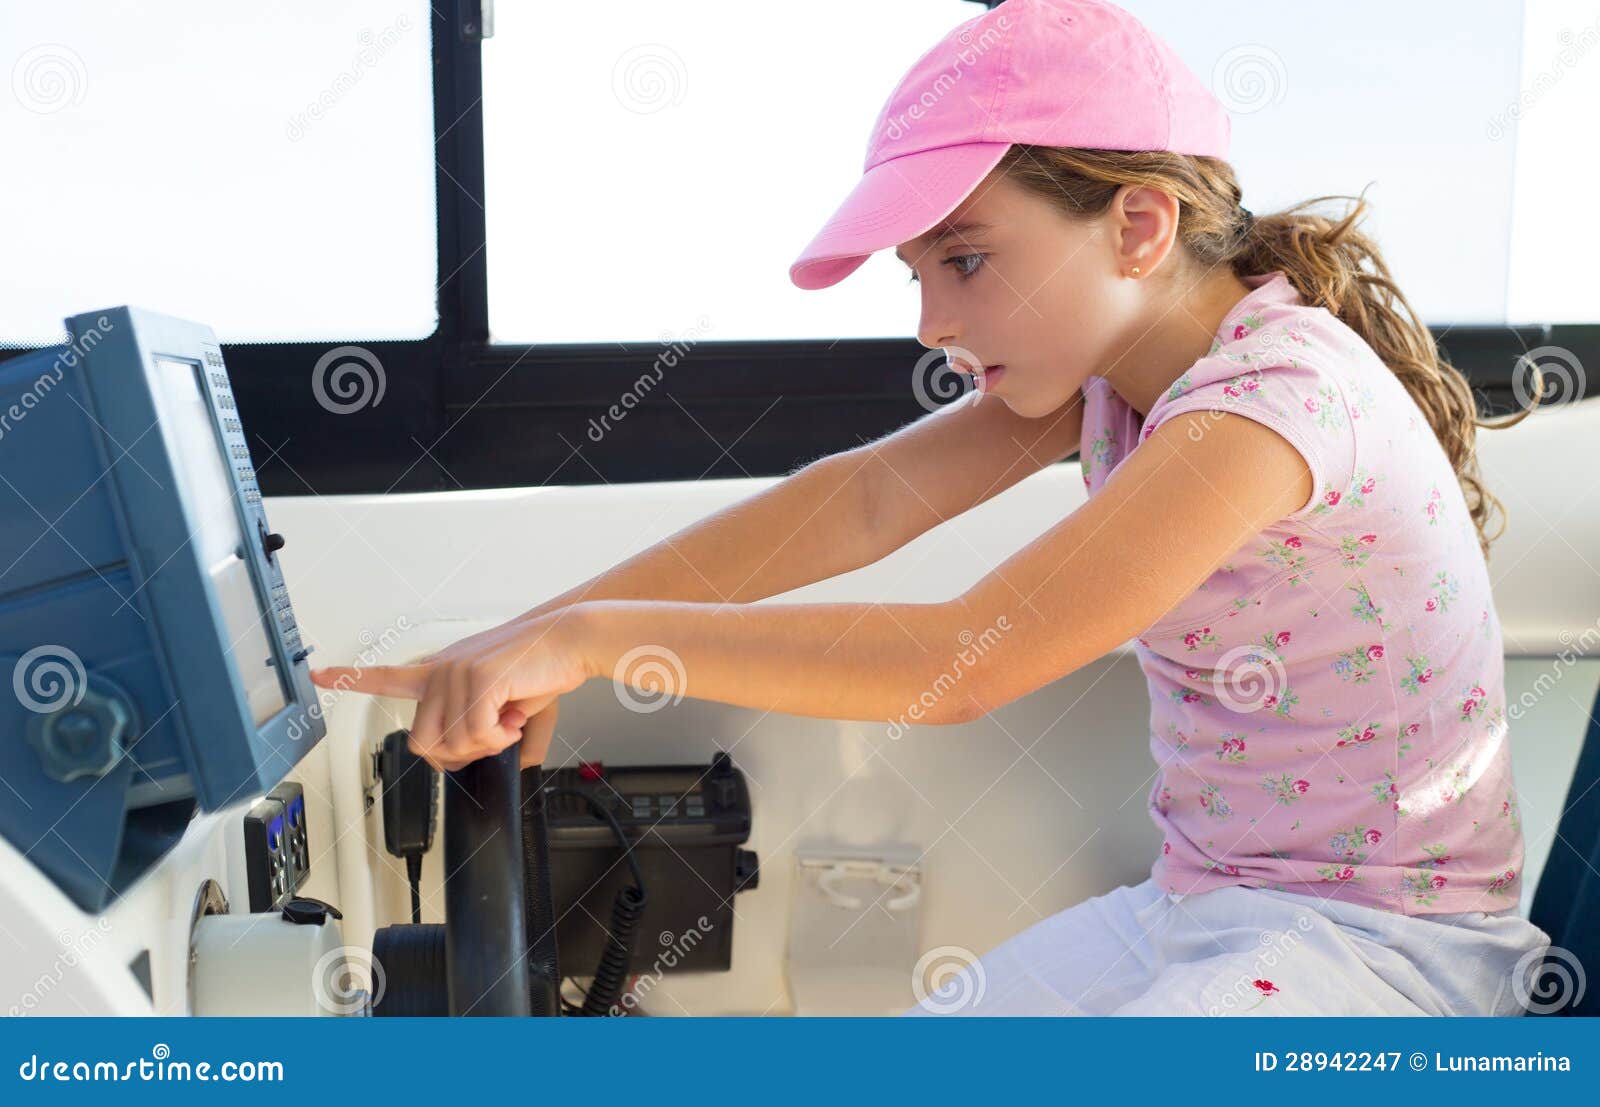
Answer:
[149, 353, 290, 727]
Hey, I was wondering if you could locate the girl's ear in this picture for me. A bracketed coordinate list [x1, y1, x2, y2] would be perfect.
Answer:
[1111, 185, 1180, 277]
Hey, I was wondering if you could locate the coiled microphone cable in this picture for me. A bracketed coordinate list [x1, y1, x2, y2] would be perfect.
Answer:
[540, 785, 647, 1016]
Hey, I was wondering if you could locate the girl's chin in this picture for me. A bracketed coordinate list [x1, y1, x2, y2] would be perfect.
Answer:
[1007, 393, 1074, 419]
[984, 386, 1035, 415]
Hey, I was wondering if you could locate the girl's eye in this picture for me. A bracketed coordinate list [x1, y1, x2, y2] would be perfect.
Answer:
[906, 254, 986, 284]
[947, 253, 985, 279]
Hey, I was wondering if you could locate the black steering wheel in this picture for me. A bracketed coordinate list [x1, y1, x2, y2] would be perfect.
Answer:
[373, 747, 560, 1016]
[443, 748, 530, 1014]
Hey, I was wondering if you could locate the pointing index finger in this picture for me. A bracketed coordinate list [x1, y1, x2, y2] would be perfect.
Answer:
[309, 664, 431, 700]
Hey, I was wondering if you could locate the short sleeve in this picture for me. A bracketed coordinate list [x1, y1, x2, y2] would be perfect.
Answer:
[1138, 360, 1357, 520]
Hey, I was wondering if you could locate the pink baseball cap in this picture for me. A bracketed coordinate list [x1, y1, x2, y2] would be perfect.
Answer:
[788, 0, 1231, 291]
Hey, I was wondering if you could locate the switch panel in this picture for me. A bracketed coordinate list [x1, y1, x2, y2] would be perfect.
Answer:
[269, 781, 309, 895]
[243, 795, 290, 911]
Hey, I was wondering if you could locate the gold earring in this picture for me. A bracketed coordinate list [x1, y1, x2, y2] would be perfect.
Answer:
[1130, 266, 1141, 277]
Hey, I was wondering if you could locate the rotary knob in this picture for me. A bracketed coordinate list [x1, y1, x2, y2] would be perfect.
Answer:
[25, 679, 139, 784]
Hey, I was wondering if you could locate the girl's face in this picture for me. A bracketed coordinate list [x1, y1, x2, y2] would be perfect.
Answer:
[896, 169, 1165, 419]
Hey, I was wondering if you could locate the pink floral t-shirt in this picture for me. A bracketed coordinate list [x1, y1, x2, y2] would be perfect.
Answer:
[1080, 270, 1524, 916]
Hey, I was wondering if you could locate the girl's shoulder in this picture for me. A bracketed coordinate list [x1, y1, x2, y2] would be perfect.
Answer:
[1133, 285, 1485, 635]
[1140, 295, 1369, 528]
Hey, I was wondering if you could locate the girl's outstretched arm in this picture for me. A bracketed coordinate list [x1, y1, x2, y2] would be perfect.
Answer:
[420, 386, 1082, 669]
[951, 407, 1315, 715]
[315, 595, 1008, 770]
[392, 387, 1082, 764]
[314, 409, 1307, 771]
[571, 407, 1312, 725]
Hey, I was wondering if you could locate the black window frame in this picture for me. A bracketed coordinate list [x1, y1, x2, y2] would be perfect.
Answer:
[5, 0, 1593, 497]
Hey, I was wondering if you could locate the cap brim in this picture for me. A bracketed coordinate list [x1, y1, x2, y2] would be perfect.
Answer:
[789, 142, 1013, 291]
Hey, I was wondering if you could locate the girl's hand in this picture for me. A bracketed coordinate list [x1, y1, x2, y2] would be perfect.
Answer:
[414, 614, 535, 666]
[310, 614, 593, 772]
[413, 616, 557, 752]
[514, 696, 561, 769]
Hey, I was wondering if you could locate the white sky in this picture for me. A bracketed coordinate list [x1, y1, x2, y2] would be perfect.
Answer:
[2, 1, 1594, 345]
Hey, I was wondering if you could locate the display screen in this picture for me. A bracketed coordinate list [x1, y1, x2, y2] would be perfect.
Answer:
[151, 356, 288, 725]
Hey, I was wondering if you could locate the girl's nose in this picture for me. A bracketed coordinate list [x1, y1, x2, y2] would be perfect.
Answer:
[916, 313, 958, 353]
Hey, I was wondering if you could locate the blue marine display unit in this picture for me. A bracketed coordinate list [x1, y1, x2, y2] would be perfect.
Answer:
[0, 307, 324, 911]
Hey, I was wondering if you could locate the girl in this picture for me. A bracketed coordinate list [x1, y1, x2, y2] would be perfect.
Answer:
[314, 0, 1551, 1014]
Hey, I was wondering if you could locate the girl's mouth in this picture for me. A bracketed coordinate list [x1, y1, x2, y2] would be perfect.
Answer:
[975, 365, 1006, 393]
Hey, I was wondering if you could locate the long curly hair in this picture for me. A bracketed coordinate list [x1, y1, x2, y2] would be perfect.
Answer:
[993, 144, 1540, 560]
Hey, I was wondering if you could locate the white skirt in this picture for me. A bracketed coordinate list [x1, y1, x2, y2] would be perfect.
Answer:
[900, 878, 1552, 1016]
